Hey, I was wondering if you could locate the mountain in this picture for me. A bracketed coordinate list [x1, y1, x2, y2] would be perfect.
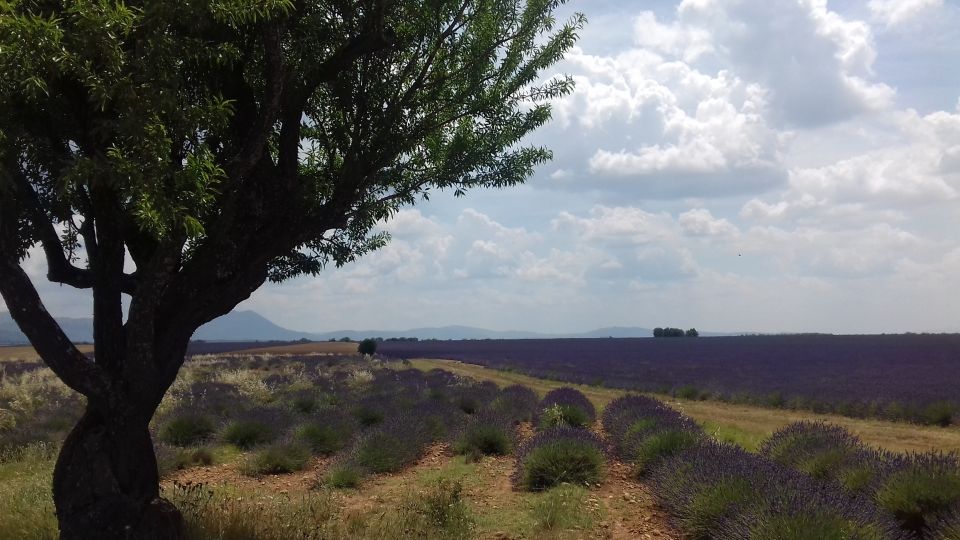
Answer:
[0, 313, 92, 344]
[193, 311, 314, 341]
[1, 308, 738, 344]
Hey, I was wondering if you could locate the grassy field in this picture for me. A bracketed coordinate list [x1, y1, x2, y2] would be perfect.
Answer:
[3, 343, 960, 538]
[0, 344, 94, 361]
[407, 358, 960, 454]
[6, 339, 955, 454]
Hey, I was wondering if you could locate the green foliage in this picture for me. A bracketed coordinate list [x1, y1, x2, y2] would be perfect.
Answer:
[240, 443, 311, 476]
[393, 479, 472, 540]
[454, 423, 512, 457]
[355, 433, 407, 473]
[681, 478, 754, 539]
[0, 443, 58, 538]
[634, 430, 700, 475]
[156, 445, 216, 476]
[222, 420, 274, 449]
[357, 339, 378, 356]
[169, 482, 339, 540]
[530, 484, 595, 531]
[0, 0, 584, 274]
[674, 386, 701, 400]
[519, 440, 605, 491]
[920, 401, 956, 427]
[159, 415, 215, 447]
[326, 463, 363, 489]
[295, 423, 350, 456]
[538, 404, 591, 429]
[746, 513, 886, 540]
[353, 405, 385, 427]
[876, 467, 960, 534]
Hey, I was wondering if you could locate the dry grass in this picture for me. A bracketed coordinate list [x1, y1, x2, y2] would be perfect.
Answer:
[230, 342, 359, 355]
[0, 345, 94, 361]
[407, 359, 960, 454]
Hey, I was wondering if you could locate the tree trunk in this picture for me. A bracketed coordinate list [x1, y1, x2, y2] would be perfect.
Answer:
[52, 404, 184, 540]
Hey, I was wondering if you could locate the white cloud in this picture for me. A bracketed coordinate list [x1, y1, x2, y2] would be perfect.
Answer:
[869, 0, 943, 28]
[679, 208, 739, 237]
[552, 206, 675, 245]
[675, 0, 894, 126]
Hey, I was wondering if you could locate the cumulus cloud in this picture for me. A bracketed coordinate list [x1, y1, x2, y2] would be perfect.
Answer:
[869, 0, 943, 28]
[675, 0, 894, 126]
[679, 208, 739, 237]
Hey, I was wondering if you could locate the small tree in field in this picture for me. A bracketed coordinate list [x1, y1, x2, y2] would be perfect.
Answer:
[358, 338, 377, 356]
[0, 2, 583, 537]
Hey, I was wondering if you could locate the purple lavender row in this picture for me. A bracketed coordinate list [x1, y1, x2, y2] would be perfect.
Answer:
[378, 334, 960, 425]
[601, 395, 910, 539]
[761, 421, 960, 538]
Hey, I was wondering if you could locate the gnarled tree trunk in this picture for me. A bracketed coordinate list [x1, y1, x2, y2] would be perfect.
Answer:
[53, 403, 183, 540]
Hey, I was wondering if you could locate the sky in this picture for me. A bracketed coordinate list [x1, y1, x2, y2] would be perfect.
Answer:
[9, 0, 960, 334]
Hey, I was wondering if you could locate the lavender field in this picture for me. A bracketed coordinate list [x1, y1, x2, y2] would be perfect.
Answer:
[378, 334, 960, 425]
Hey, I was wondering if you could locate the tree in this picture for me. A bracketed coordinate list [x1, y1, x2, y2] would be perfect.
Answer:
[685, 328, 699, 337]
[0, 2, 583, 537]
[358, 337, 377, 355]
[653, 327, 664, 338]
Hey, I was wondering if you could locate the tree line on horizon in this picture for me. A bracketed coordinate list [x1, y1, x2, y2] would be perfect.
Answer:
[653, 327, 699, 338]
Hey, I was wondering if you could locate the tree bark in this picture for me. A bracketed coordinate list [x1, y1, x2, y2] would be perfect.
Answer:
[52, 403, 184, 540]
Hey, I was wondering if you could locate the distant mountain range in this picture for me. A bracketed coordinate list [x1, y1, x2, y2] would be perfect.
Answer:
[0, 309, 735, 344]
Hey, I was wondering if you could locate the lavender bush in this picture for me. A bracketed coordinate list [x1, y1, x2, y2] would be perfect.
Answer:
[490, 384, 540, 423]
[534, 387, 596, 429]
[512, 426, 607, 491]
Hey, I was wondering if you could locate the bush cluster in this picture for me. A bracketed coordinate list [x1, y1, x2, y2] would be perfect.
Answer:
[512, 426, 606, 491]
[601, 395, 703, 475]
[534, 387, 596, 429]
[762, 422, 960, 537]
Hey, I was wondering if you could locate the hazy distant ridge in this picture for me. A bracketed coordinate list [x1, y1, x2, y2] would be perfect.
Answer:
[0, 310, 734, 344]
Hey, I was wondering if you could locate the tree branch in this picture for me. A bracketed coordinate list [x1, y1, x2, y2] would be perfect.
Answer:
[8, 169, 138, 294]
[0, 212, 108, 397]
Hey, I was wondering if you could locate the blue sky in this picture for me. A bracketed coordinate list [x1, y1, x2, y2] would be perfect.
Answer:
[10, 0, 960, 334]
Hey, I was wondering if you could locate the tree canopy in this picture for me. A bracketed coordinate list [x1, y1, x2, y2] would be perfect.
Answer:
[0, 1, 582, 537]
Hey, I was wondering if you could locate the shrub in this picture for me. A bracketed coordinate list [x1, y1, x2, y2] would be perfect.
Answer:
[535, 387, 596, 429]
[348, 418, 432, 475]
[530, 484, 594, 531]
[452, 381, 499, 415]
[634, 429, 699, 475]
[453, 414, 513, 457]
[490, 384, 539, 423]
[731, 511, 890, 540]
[159, 415, 215, 447]
[355, 432, 406, 473]
[538, 403, 592, 429]
[875, 453, 960, 535]
[513, 427, 606, 491]
[296, 423, 351, 456]
[760, 422, 878, 490]
[920, 401, 956, 427]
[326, 463, 364, 488]
[674, 385, 701, 400]
[240, 442, 311, 476]
[651, 442, 902, 540]
[358, 339, 378, 356]
[169, 482, 338, 539]
[222, 419, 275, 449]
[601, 394, 702, 461]
[156, 445, 216, 476]
[353, 403, 385, 427]
[396, 479, 472, 538]
[289, 390, 320, 414]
